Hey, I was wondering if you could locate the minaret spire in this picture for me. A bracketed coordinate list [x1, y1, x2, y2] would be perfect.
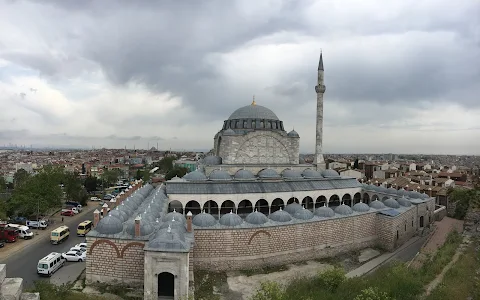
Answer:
[314, 50, 326, 170]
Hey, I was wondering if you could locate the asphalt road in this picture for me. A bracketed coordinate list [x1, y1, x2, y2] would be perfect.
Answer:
[1, 206, 96, 288]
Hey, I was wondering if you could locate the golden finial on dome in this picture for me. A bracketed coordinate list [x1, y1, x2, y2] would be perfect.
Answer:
[251, 95, 256, 106]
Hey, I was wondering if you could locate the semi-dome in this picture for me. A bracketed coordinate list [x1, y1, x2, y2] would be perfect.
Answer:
[229, 104, 279, 120]
[203, 156, 222, 165]
[397, 197, 412, 207]
[223, 128, 236, 135]
[334, 204, 353, 215]
[352, 202, 370, 212]
[219, 211, 243, 227]
[321, 169, 340, 178]
[234, 169, 256, 180]
[193, 212, 217, 227]
[269, 208, 292, 222]
[257, 168, 280, 179]
[293, 207, 314, 220]
[302, 169, 322, 178]
[184, 170, 207, 181]
[282, 169, 303, 179]
[245, 210, 268, 225]
[163, 210, 186, 223]
[287, 130, 299, 137]
[315, 205, 335, 217]
[125, 218, 155, 237]
[384, 198, 401, 209]
[370, 200, 386, 209]
[284, 202, 302, 215]
[95, 215, 124, 235]
[209, 169, 232, 180]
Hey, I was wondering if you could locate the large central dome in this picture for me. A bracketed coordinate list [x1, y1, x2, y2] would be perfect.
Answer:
[228, 103, 279, 120]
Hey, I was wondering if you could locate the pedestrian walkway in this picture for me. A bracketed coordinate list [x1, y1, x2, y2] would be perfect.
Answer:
[422, 217, 463, 253]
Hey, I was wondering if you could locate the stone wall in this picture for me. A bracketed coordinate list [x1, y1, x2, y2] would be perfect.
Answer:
[192, 212, 378, 271]
[86, 237, 145, 286]
[218, 131, 299, 165]
[204, 164, 313, 176]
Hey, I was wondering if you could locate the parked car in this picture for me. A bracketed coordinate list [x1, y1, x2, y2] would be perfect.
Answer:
[65, 202, 83, 212]
[90, 196, 100, 201]
[70, 246, 86, 253]
[62, 250, 86, 262]
[6, 224, 34, 239]
[9, 217, 27, 225]
[76, 242, 87, 249]
[0, 241, 4, 248]
[61, 210, 74, 216]
[61, 207, 78, 214]
[26, 220, 48, 230]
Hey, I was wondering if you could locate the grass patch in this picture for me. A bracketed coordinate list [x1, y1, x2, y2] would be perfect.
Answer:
[426, 238, 480, 300]
[27, 281, 108, 300]
[193, 270, 226, 300]
[249, 231, 464, 300]
[239, 265, 289, 277]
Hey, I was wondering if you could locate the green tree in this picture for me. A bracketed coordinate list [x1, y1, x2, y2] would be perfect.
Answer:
[13, 168, 30, 188]
[155, 157, 176, 173]
[64, 172, 88, 205]
[135, 169, 143, 180]
[316, 268, 346, 292]
[101, 168, 122, 187]
[354, 287, 394, 300]
[84, 176, 98, 193]
[450, 189, 479, 219]
[0, 176, 6, 191]
[0, 198, 6, 220]
[9, 168, 63, 217]
[165, 167, 188, 180]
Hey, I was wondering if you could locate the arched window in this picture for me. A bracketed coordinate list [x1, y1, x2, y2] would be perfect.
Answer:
[243, 120, 247, 128]
[260, 121, 264, 128]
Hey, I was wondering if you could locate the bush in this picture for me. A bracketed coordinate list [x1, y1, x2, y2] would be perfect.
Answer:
[250, 281, 286, 300]
[354, 287, 394, 300]
[316, 268, 346, 292]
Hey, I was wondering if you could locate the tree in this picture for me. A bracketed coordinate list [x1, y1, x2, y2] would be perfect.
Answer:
[64, 172, 88, 206]
[13, 168, 30, 188]
[135, 169, 143, 180]
[250, 281, 286, 300]
[0, 176, 6, 191]
[353, 158, 359, 169]
[101, 169, 122, 187]
[450, 189, 479, 219]
[316, 268, 346, 292]
[155, 157, 176, 173]
[165, 167, 188, 181]
[84, 176, 98, 193]
[354, 287, 394, 300]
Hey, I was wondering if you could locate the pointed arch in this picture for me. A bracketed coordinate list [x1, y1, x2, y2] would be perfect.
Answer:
[168, 200, 183, 213]
[301, 196, 314, 210]
[203, 200, 219, 216]
[237, 200, 253, 215]
[342, 194, 352, 207]
[329, 195, 340, 208]
[271, 198, 284, 213]
[220, 200, 235, 215]
[353, 193, 362, 204]
[255, 199, 269, 215]
[185, 200, 201, 215]
[287, 197, 299, 204]
[362, 193, 371, 204]
[315, 196, 327, 208]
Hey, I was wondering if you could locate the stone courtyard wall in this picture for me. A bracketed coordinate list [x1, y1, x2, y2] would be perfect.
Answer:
[85, 237, 145, 286]
[192, 212, 378, 271]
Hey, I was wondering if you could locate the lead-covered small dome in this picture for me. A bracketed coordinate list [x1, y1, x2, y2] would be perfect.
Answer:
[397, 196, 412, 207]
[397, 188, 408, 196]
[192, 212, 217, 227]
[245, 210, 268, 225]
[293, 207, 314, 220]
[184, 170, 207, 181]
[352, 202, 370, 212]
[334, 204, 353, 215]
[269, 208, 292, 222]
[284, 202, 302, 215]
[384, 198, 401, 209]
[203, 156, 222, 165]
[108, 209, 129, 222]
[315, 205, 335, 217]
[125, 218, 155, 237]
[234, 169, 256, 180]
[258, 168, 281, 179]
[282, 169, 303, 179]
[321, 169, 340, 178]
[219, 211, 243, 226]
[370, 200, 386, 209]
[209, 169, 232, 180]
[163, 210, 186, 223]
[302, 169, 322, 178]
[287, 130, 299, 137]
[95, 215, 124, 235]
[377, 186, 388, 193]
[388, 187, 398, 194]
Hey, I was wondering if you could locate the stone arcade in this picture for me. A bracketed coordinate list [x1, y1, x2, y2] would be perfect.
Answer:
[85, 54, 435, 300]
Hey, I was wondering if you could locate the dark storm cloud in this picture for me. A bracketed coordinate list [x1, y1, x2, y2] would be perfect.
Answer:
[3, 0, 479, 122]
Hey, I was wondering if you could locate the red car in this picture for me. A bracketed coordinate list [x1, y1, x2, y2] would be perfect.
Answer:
[61, 210, 74, 216]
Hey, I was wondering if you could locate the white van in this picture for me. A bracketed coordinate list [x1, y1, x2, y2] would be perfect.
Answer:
[37, 252, 65, 276]
[7, 224, 34, 239]
[26, 220, 48, 230]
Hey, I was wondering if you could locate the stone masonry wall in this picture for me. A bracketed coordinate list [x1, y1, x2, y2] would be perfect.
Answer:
[218, 131, 299, 165]
[193, 213, 378, 271]
[86, 237, 145, 286]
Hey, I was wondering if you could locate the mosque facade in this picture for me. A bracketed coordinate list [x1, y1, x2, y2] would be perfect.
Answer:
[85, 54, 436, 300]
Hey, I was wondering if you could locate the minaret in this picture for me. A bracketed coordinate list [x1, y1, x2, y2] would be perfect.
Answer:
[314, 52, 326, 170]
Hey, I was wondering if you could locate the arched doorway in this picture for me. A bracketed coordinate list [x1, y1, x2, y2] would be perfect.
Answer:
[158, 272, 174, 297]
[329, 195, 340, 208]
[342, 194, 352, 207]
[237, 200, 253, 215]
[185, 200, 201, 215]
[203, 200, 219, 217]
[302, 196, 314, 210]
[420, 216, 424, 228]
[168, 200, 183, 214]
[271, 198, 284, 212]
[315, 196, 327, 208]
[255, 199, 269, 215]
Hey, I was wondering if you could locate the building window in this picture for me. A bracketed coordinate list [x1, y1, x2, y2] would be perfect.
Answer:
[405, 223, 407, 231]
[396, 231, 399, 240]
[252, 121, 256, 128]
[260, 121, 264, 128]
[243, 120, 247, 128]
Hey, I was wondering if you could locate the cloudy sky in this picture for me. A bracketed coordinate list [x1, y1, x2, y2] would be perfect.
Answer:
[0, 0, 479, 154]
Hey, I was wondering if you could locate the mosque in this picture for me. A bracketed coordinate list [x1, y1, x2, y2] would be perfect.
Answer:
[85, 54, 436, 300]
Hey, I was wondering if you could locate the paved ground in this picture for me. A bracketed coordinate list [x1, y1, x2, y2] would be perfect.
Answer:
[0, 202, 99, 288]
[422, 217, 464, 253]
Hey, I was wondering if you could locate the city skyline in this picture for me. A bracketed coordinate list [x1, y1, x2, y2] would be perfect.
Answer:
[0, 0, 479, 155]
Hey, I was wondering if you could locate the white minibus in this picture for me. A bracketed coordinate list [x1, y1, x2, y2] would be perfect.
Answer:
[37, 252, 65, 276]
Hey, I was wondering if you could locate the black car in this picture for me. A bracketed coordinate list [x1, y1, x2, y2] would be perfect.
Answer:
[0, 241, 4, 248]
